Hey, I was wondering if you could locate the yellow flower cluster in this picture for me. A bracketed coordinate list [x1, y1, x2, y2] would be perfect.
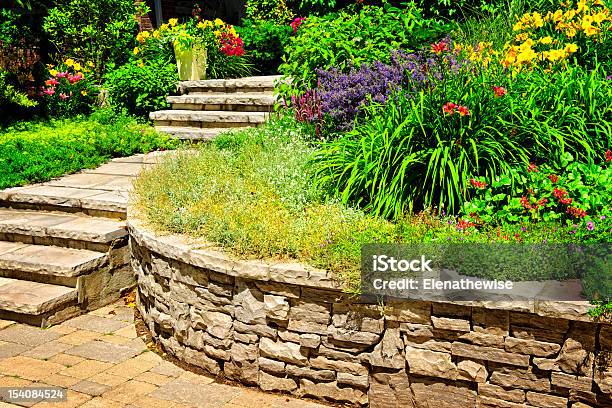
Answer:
[48, 58, 94, 76]
[454, 41, 498, 67]
[504, 0, 611, 71]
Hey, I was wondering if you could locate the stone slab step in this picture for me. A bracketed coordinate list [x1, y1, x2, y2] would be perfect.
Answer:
[150, 110, 269, 129]
[0, 276, 78, 317]
[178, 75, 281, 94]
[0, 208, 127, 251]
[0, 241, 108, 286]
[167, 93, 276, 112]
[154, 126, 232, 141]
[0, 185, 129, 219]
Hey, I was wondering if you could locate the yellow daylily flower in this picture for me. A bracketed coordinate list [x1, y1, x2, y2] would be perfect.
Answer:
[169, 18, 178, 27]
[565, 43, 578, 53]
[65, 58, 75, 67]
[133, 47, 140, 55]
[49, 69, 58, 77]
[73, 62, 82, 71]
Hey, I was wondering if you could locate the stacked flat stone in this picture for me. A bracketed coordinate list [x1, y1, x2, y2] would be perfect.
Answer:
[150, 76, 280, 141]
[129, 215, 612, 407]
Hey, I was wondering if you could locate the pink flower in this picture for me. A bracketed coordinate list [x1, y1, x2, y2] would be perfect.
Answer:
[43, 87, 56, 96]
[59, 93, 69, 100]
[68, 73, 83, 84]
[290, 17, 306, 34]
[45, 78, 59, 86]
[56, 72, 68, 78]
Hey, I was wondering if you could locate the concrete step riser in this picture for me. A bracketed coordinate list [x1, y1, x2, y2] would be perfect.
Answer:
[171, 103, 274, 112]
[0, 202, 126, 220]
[184, 87, 275, 94]
[154, 120, 260, 129]
[0, 232, 121, 253]
[0, 268, 78, 288]
[0, 301, 80, 328]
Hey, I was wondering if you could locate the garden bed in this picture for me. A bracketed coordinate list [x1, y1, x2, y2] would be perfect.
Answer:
[129, 210, 612, 407]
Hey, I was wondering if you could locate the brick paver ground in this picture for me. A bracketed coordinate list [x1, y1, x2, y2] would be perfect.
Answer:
[0, 302, 329, 408]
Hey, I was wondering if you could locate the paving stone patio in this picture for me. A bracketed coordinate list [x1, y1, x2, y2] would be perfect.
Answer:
[0, 301, 330, 408]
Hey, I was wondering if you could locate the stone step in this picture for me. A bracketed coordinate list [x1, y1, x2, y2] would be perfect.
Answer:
[0, 208, 127, 251]
[0, 276, 79, 327]
[150, 110, 269, 129]
[0, 241, 108, 287]
[167, 93, 276, 112]
[154, 126, 232, 141]
[0, 185, 129, 220]
[178, 75, 282, 95]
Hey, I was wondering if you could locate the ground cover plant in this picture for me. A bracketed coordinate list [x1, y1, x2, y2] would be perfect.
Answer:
[0, 109, 176, 190]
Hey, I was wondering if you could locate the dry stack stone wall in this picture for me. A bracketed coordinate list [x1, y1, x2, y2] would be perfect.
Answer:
[129, 218, 612, 407]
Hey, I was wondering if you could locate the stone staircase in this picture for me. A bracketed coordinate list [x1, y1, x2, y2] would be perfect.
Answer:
[150, 75, 280, 141]
[0, 153, 165, 327]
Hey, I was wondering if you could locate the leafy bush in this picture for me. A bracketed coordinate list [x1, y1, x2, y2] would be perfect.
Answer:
[0, 110, 177, 190]
[462, 153, 612, 241]
[245, 0, 295, 23]
[236, 20, 293, 75]
[40, 59, 98, 117]
[43, 0, 142, 76]
[104, 59, 178, 117]
[0, 71, 36, 110]
[279, 3, 446, 88]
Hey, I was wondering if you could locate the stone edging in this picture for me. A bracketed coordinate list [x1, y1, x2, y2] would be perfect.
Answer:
[127, 215, 600, 324]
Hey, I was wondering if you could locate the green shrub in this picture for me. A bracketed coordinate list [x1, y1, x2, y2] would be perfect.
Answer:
[245, 0, 295, 23]
[236, 20, 293, 75]
[279, 3, 446, 88]
[462, 154, 612, 239]
[0, 71, 36, 110]
[43, 0, 142, 76]
[104, 59, 178, 118]
[0, 109, 177, 189]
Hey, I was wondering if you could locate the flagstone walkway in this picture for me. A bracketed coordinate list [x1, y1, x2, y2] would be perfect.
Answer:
[0, 301, 329, 408]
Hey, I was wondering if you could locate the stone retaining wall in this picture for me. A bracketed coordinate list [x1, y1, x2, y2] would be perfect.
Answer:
[128, 217, 612, 407]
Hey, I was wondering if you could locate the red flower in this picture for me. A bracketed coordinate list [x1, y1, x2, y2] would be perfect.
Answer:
[520, 196, 531, 210]
[469, 178, 487, 189]
[431, 41, 449, 54]
[527, 163, 538, 173]
[606, 149, 612, 162]
[553, 187, 568, 199]
[538, 197, 548, 207]
[456, 105, 470, 116]
[456, 219, 475, 230]
[56, 72, 68, 78]
[567, 207, 587, 218]
[45, 78, 59, 86]
[559, 197, 573, 205]
[442, 102, 457, 115]
[492, 86, 507, 97]
[291, 17, 306, 34]
[548, 174, 558, 183]
[219, 33, 245, 57]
